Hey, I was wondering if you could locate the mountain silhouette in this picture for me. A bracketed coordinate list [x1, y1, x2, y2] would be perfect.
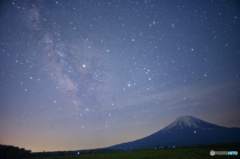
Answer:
[108, 115, 240, 149]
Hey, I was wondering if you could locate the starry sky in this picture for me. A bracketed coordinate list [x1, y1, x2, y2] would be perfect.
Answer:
[0, 0, 240, 152]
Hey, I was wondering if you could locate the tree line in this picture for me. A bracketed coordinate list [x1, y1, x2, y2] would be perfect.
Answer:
[0, 145, 31, 159]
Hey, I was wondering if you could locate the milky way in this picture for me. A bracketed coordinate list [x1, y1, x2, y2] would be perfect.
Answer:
[0, 0, 240, 152]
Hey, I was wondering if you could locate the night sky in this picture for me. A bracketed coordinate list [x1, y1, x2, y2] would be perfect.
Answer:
[0, 0, 240, 152]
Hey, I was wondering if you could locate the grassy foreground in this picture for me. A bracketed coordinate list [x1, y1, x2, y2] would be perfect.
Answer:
[39, 146, 240, 159]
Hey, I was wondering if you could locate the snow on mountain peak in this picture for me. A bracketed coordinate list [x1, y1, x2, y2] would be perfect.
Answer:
[162, 115, 205, 131]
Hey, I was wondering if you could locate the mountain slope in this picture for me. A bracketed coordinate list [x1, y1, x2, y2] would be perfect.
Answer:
[108, 116, 240, 149]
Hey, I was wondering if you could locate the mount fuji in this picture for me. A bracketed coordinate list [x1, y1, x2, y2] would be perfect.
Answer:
[108, 116, 240, 149]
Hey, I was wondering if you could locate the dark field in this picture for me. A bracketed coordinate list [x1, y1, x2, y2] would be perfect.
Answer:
[36, 143, 240, 159]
